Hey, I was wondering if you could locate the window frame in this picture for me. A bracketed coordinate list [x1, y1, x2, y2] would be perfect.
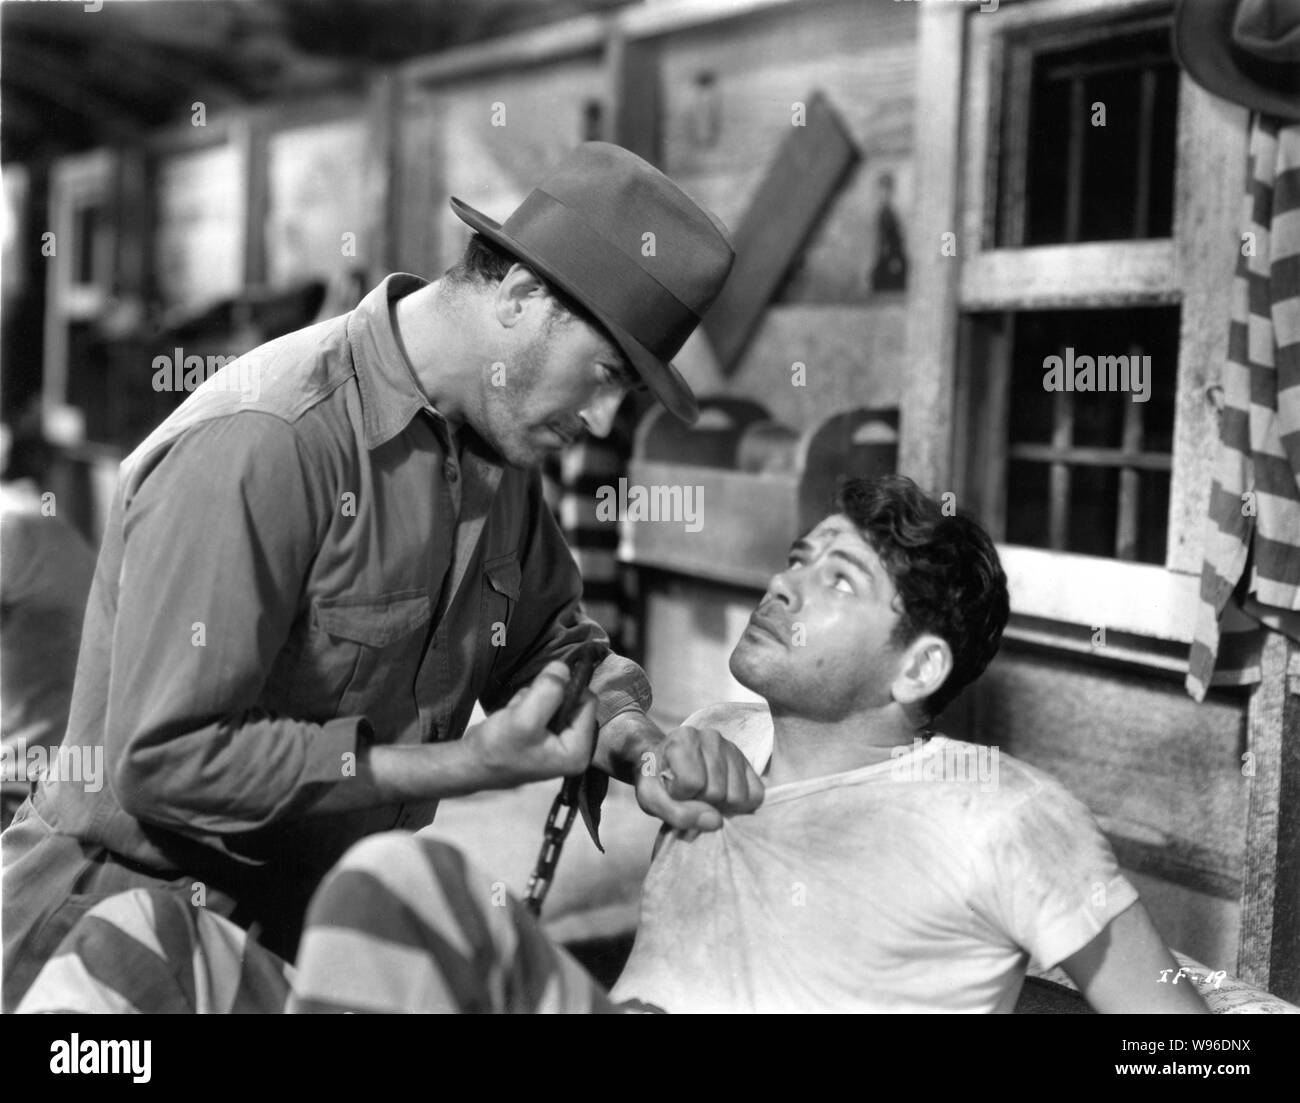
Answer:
[947, 0, 1248, 649]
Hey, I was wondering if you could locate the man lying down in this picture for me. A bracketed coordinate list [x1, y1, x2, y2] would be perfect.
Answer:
[17, 475, 1207, 1013]
[282, 474, 1207, 1014]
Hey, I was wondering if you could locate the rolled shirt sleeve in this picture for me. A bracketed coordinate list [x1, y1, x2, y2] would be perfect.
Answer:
[106, 413, 368, 836]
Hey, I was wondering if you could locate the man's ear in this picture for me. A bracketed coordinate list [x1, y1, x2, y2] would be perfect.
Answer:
[890, 634, 953, 710]
[492, 264, 549, 329]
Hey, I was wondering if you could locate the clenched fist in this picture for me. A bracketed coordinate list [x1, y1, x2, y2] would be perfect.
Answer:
[634, 724, 764, 832]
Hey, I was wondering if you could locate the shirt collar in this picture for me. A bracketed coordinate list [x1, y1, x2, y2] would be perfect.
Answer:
[348, 272, 449, 450]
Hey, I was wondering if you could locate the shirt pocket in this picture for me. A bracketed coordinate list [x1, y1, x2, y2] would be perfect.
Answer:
[312, 590, 432, 714]
[479, 551, 521, 678]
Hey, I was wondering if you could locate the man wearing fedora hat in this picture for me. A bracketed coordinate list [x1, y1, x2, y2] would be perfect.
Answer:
[1, 142, 763, 1010]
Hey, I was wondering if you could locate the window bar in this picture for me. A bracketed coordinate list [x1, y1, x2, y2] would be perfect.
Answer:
[1064, 75, 1085, 244]
[1115, 342, 1145, 560]
[1048, 384, 1074, 550]
[1133, 66, 1157, 239]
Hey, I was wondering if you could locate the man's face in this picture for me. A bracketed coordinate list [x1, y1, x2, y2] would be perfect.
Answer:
[478, 299, 635, 469]
[729, 515, 910, 720]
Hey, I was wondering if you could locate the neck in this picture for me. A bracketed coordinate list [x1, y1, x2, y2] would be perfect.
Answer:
[764, 703, 924, 786]
[392, 280, 491, 426]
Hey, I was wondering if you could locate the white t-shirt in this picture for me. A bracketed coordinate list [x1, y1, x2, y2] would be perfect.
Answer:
[610, 702, 1137, 1013]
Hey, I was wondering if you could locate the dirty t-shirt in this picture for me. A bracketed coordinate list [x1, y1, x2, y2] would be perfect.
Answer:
[610, 702, 1137, 1013]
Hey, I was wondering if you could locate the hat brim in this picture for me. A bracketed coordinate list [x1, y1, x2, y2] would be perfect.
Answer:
[1174, 0, 1300, 122]
[450, 197, 700, 425]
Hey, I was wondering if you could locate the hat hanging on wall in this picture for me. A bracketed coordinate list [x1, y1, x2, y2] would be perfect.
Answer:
[1173, 0, 1300, 122]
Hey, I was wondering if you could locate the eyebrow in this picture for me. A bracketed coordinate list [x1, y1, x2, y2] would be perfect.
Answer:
[829, 547, 874, 578]
[789, 537, 874, 579]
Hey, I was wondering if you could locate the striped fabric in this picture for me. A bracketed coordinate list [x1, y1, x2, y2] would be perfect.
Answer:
[1187, 117, 1300, 702]
[289, 832, 619, 1014]
[558, 397, 642, 653]
[15, 889, 294, 1014]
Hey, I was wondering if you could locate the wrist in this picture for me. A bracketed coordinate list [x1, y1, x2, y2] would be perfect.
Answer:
[598, 709, 664, 784]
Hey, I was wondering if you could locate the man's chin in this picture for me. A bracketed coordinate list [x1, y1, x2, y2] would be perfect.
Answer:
[728, 642, 769, 695]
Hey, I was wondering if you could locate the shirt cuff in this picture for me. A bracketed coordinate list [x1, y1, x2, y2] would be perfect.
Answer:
[300, 717, 372, 786]
[590, 653, 653, 728]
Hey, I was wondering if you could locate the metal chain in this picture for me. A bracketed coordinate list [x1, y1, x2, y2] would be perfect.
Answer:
[524, 774, 583, 915]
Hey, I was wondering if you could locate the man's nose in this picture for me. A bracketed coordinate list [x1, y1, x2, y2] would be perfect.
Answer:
[766, 567, 798, 609]
[579, 388, 623, 439]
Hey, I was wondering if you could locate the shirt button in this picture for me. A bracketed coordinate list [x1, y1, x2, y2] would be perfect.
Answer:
[444, 462, 459, 483]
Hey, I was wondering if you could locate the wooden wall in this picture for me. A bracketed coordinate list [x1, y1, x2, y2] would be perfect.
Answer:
[655, 0, 914, 430]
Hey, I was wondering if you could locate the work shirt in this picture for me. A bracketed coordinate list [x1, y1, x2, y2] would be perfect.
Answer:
[20, 273, 650, 900]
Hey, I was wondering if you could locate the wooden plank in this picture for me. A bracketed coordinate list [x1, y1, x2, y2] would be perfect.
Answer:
[607, 31, 661, 165]
[1000, 545, 1199, 643]
[656, 2, 914, 303]
[1008, 444, 1172, 471]
[1238, 635, 1300, 1001]
[1048, 389, 1074, 549]
[701, 90, 858, 374]
[959, 240, 1180, 309]
[974, 646, 1250, 901]
[900, 2, 964, 491]
[367, 71, 401, 277]
[240, 119, 268, 288]
[399, 13, 610, 87]
[621, 0, 827, 40]
[723, 303, 907, 433]
[1166, 78, 1250, 575]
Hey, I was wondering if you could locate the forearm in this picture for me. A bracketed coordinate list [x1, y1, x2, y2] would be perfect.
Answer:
[301, 739, 494, 817]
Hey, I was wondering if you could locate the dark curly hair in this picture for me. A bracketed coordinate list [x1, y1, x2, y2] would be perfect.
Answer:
[834, 474, 1009, 720]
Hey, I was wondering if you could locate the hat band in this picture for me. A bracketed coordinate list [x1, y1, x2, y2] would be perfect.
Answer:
[503, 189, 699, 361]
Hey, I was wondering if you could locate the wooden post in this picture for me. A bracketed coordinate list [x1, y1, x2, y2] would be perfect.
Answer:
[1238, 633, 1300, 1002]
[899, 4, 965, 492]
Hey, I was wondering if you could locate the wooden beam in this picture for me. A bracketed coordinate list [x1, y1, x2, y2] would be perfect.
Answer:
[900, 3, 965, 490]
[606, 30, 661, 166]
[701, 90, 858, 375]
[367, 71, 402, 278]
[1238, 634, 1300, 1002]
[399, 13, 609, 87]
[959, 241, 1180, 310]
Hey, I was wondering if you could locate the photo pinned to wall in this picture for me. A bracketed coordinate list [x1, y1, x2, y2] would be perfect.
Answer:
[776, 159, 912, 304]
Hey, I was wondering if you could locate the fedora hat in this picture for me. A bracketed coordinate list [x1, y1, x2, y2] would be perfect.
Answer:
[450, 142, 734, 424]
[1174, 0, 1300, 122]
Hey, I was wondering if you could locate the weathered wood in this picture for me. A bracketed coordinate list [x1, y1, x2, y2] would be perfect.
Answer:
[412, 56, 608, 275]
[400, 13, 610, 87]
[700, 90, 858, 374]
[959, 241, 1180, 310]
[607, 31, 661, 165]
[367, 71, 401, 278]
[899, 2, 963, 491]
[975, 644, 1250, 904]
[723, 303, 907, 433]
[1238, 635, 1300, 1001]
[1167, 79, 1250, 575]
[658, 1, 914, 303]
[1000, 546, 1199, 642]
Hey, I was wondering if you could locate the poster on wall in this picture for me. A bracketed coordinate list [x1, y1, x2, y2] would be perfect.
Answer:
[152, 141, 245, 317]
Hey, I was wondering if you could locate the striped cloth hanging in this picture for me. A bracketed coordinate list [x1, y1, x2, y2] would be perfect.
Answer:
[1187, 116, 1300, 701]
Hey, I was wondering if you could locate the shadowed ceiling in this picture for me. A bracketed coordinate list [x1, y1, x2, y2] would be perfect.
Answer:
[1, 0, 635, 164]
